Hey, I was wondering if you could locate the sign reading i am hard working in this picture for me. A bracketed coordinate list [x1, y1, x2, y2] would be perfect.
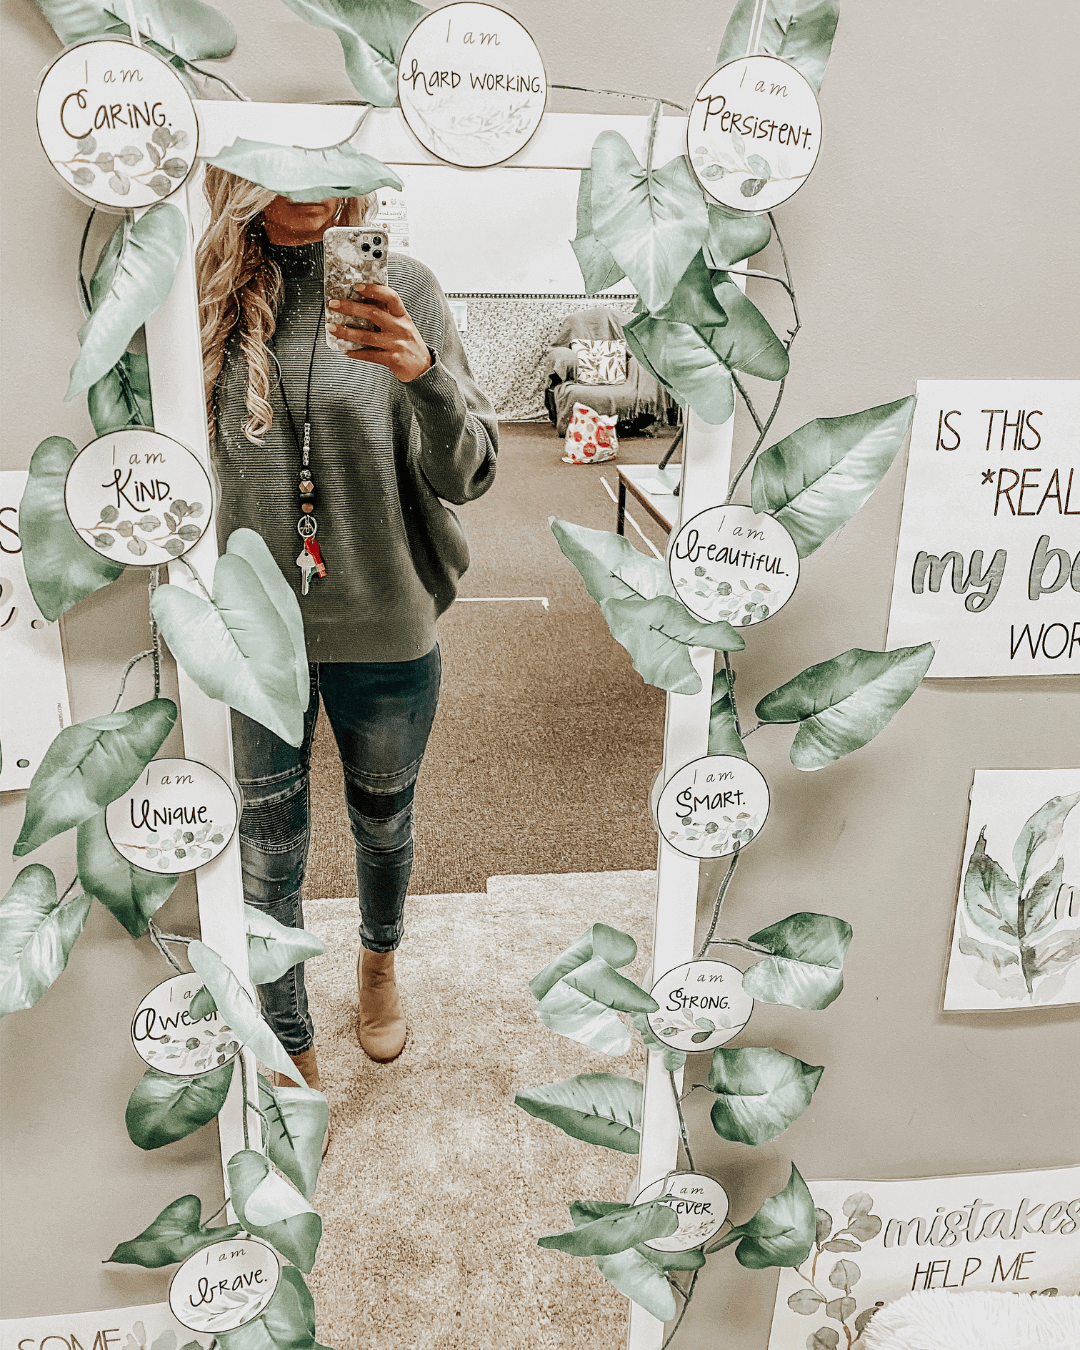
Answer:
[106, 757, 238, 874]
[886, 381, 1079, 677]
[396, 2, 547, 168]
[36, 38, 198, 209]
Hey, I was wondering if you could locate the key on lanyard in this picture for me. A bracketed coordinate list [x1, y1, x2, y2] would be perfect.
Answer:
[295, 537, 326, 596]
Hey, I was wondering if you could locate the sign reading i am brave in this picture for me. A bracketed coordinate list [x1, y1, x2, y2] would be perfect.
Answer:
[886, 381, 1079, 677]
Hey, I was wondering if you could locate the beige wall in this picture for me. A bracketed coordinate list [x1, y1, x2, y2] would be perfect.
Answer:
[2, 0, 1078, 1343]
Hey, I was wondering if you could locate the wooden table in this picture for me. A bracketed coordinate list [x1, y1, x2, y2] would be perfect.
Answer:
[615, 464, 681, 535]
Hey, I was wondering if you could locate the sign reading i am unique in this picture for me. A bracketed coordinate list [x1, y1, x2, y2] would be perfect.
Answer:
[105, 757, 238, 875]
[169, 1239, 280, 1334]
[131, 972, 240, 1076]
[65, 429, 212, 566]
[656, 754, 770, 859]
[687, 55, 821, 212]
[647, 960, 753, 1052]
[669, 504, 800, 627]
[397, 2, 547, 168]
[36, 39, 199, 209]
[886, 380, 1079, 677]
[635, 1172, 730, 1251]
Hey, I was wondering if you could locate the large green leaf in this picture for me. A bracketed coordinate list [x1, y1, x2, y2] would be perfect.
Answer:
[551, 518, 744, 695]
[562, 956, 656, 1014]
[226, 531, 309, 712]
[624, 314, 734, 425]
[152, 553, 305, 747]
[14, 699, 177, 856]
[515, 1073, 643, 1154]
[77, 810, 178, 938]
[107, 1193, 240, 1267]
[741, 912, 852, 1010]
[751, 398, 916, 557]
[703, 206, 771, 269]
[245, 905, 325, 985]
[595, 1248, 677, 1322]
[187, 940, 304, 1085]
[276, 0, 427, 106]
[716, 0, 840, 92]
[534, 981, 631, 1057]
[19, 436, 125, 621]
[258, 1073, 329, 1202]
[126, 1061, 234, 1150]
[87, 352, 153, 436]
[708, 1164, 815, 1268]
[708, 1047, 823, 1145]
[32, 0, 237, 56]
[540, 1199, 678, 1256]
[710, 281, 789, 380]
[0, 866, 91, 1017]
[756, 644, 934, 771]
[591, 138, 709, 311]
[204, 136, 402, 203]
[217, 1267, 316, 1350]
[962, 829, 1019, 941]
[570, 170, 626, 295]
[530, 922, 638, 1000]
[709, 668, 746, 758]
[1013, 792, 1080, 893]
[67, 206, 187, 400]
[228, 1150, 322, 1273]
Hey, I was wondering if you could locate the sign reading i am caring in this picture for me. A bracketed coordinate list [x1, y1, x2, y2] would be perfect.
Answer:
[635, 1172, 730, 1250]
[131, 972, 240, 1076]
[647, 960, 753, 1052]
[105, 757, 238, 874]
[36, 39, 198, 209]
[65, 429, 212, 566]
[669, 504, 800, 627]
[886, 380, 1079, 677]
[397, 2, 548, 167]
[656, 754, 770, 859]
[766, 1167, 1080, 1348]
[169, 1239, 280, 1334]
[687, 55, 821, 212]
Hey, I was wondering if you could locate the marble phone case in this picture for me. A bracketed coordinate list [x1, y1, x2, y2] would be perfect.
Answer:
[324, 226, 389, 353]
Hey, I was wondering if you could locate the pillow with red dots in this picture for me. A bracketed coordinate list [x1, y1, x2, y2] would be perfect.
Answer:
[563, 402, 618, 464]
[570, 338, 628, 385]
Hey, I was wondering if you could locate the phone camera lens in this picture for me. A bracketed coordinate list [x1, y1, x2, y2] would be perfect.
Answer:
[373, 236, 383, 245]
[361, 242, 371, 251]
[372, 249, 383, 259]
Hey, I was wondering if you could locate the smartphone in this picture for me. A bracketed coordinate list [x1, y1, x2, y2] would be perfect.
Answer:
[323, 226, 389, 353]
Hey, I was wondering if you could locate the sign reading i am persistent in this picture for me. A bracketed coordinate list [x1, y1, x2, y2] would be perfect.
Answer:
[886, 380, 1079, 677]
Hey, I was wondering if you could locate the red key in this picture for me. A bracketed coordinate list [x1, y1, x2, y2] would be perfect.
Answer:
[304, 537, 327, 578]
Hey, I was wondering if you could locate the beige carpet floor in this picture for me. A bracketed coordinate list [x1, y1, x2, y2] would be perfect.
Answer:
[304, 870, 656, 1349]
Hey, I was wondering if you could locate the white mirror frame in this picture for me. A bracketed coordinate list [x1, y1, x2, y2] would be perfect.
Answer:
[142, 102, 741, 1350]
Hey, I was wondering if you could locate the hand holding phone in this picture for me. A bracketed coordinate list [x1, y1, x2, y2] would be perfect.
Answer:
[324, 226, 389, 353]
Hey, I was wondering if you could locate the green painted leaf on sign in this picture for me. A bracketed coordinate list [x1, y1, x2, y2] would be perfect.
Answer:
[228, 1149, 322, 1273]
[529, 921, 638, 1000]
[77, 811, 178, 938]
[756, 644, 934, 771]
[707, 1164, 816, 1268]
[258, 1074, 329, 1202]
[204, 135, 402, 202]
[741, 912, 852, 1009]
[246, 905, 325, 985]
[275, 0, 428, 106]
[515, 1073, 643, 1153]
[631, 1012, 687, 1072]
[107, 1193, 241, 1266]
[126, 1061, 234, 1150]
[570, 170, 627, 295]
[717, 0, 840, 92]
[0, 865, 91, 1017]
[707, 1046, 823, 1145]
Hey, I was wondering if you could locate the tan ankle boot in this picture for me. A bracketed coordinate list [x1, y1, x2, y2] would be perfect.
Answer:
[357, 948, 406, 1062]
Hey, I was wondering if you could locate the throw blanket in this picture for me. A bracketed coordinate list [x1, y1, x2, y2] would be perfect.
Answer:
[542, 307, 670, 434]
[860, 1290, 1080, 1350]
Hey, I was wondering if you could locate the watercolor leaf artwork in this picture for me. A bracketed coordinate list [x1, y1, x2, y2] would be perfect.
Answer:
[785, 1191, 884, 1344]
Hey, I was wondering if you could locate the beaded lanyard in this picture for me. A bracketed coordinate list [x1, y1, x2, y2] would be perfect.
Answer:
[273, 308, 327, 595]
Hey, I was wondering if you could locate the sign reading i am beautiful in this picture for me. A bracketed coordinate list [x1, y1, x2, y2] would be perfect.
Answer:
[106, 758, 238, 875]
[766, 1167, 1080, 1349]
[36, 38, 198, 209]
[396, 2, 547, 167]
[669, 504, 800, 627]
[0, 1301, 212, 1350]
[132, 972, 240, 1076]
[687, 55, 821, 211]
[886, 380, 1080, 677]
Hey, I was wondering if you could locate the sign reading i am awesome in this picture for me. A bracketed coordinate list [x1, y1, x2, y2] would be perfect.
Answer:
[886, 381, 1079, 677]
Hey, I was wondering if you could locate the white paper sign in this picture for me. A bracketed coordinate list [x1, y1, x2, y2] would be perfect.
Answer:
[131, 972, 241, 1076]
[687, 55, 821, 212]
[669, 504, 799, 626]
[647, 960, 753, 1052]
[105, 758, 238, 875]
[397, 2, 547, 167]
[767, 1167, 1080, 1348]
[635, 1172, 730, 1250]
[1, 1301, 212, 1350]
[886, 380, 1080, 677]
[944, 768, 1080, 1010]
[0, 471, 71, 792]
[169, 1239, 280, 1334]
[65, 430, 212, 567]
[36, 39, 199, 209]
[656, 754, 770, 859]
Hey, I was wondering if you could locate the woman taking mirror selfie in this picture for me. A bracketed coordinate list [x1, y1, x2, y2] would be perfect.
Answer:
[196, 169, 498, 1098]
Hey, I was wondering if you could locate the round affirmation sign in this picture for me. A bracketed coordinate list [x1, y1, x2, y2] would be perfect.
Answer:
[668, 504, 800, 627]
[36, 38, 199, 209]
[647, 960, 753, 1052]
[170, 1238, 280, 1334]
[105, 758, 239, 875]
[131, 972, 240, 1077]
[64, 429, 212, 567]
[635, 1172, 730, 1251]
[397, 2, 548, 167]
[656, 754, 770, 859]
[687, 54, 821, 212]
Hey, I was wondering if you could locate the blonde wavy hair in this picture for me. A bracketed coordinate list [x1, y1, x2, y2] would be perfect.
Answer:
[196, 166, 377, 444]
